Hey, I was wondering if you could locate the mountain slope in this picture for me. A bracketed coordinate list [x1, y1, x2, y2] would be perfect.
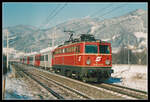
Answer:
[3, 9, 147, 53]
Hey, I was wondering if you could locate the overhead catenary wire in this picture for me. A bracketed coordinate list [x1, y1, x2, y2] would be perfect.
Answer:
[73, 3, 129, 33]
[90, 3, 114, 18]
[39, 3, 67, 29]
[65, 3, 114, 32]
[43, 3, 68, 29]
[39, 4, 61, 28]
[97, 3, 128, 20]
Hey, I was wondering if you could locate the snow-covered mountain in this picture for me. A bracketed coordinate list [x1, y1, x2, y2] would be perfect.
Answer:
[3, 9, 147, 53]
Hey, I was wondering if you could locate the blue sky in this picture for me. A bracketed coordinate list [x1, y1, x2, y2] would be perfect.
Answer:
[3, 2, 148, 29]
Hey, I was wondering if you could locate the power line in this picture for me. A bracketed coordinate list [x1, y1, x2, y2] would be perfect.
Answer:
[73, 3, 129, 33]
[66, 3, 114, 32]
[39, 3, 67, 29]
[42, 4, 61, 26]
[90, 3, 114, 17]
[97, 3, 128, 20]
[39, 4, 61, 29]
[43, 3, 67, 29]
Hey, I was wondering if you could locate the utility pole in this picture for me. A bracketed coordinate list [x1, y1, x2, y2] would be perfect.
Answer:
[128, 34, 131, 70]
[3, 30, 9, 100]
[7, 30, 9, 69]
[128, 34, 129, 65]
[52, 27, 56, 47]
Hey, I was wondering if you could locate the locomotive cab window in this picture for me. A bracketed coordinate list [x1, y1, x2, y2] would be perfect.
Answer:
[99, 45, 110, 54]
[85, 45, 98, 53]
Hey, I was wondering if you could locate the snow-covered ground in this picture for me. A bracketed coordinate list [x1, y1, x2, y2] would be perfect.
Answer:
[3, 65, 56, 100]
[106, 64, 148, 92]
[5, 77, 33, 100]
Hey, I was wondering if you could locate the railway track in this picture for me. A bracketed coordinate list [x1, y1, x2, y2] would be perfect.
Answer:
[18, 64, 127, 99]
[34, 74, 92, 99]
[13, 63, 148, 99]
[91, 83, 148, 99]
[22, 70, 65, 99]
[14, 64, 91, 100]
[14, 67, 63, 99]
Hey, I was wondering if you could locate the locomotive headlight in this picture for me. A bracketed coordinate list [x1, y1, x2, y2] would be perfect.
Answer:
[105, 60, 111, 65]
[86, 59, 91, 65]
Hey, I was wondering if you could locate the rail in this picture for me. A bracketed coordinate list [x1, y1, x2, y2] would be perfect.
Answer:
[92, 83, 148, 99]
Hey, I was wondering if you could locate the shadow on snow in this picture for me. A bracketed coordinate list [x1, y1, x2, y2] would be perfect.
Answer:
[103, 77, 122, 84]
[5, 90, 31, 100]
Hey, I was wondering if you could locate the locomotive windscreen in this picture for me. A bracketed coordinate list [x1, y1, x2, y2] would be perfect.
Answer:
[99, 45, 110, 54]
[85, 45, 98, 53]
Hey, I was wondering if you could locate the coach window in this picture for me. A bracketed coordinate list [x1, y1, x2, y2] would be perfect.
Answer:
[60, 49, 62, 54]
[72, 47, 74, 52]
[61, 49, 63, 54]
[62, 49, 64, 53]
[40, 56, 44, 61]
[76, 45, 80, 53]
[56, 50, 58, 54]
[73, 46, 75, 52]
[45, 55, 48, 61]
[30, 57, 33, 61]
[57, 49, 59, 54]
[55, 50, 57, 54]
[59, 49, 61, 54]
[70, 47, 72, 52]
[68, 47, 70, 52]
[64, 48, 66, 53]
[66, 48, 68, 53]
[31, 57, 33, 61]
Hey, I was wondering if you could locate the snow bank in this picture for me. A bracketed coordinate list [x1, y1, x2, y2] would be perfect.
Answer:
[5, 77, 33, 100]
[111, 64, 148, 92]
[134, 32, 147, 39]
[112, 34, 120, 40]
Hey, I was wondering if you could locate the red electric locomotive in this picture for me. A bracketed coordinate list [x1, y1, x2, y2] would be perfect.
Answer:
[52, 33, 113, 82]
